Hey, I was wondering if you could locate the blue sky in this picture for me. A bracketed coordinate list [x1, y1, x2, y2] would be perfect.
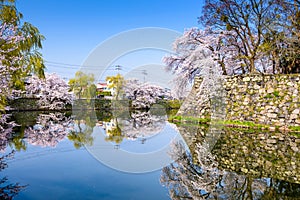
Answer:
[17, 0, 204, 81]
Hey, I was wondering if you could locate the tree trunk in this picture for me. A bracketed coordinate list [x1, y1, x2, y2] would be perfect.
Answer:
[249, 58, 257, 73]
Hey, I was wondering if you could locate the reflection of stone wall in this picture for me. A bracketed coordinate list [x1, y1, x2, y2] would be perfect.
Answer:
[179, 74, 300, 126]
[176, 123, 300, 184]
[212, 129, 300, 184]
[176, 124, 208, 161]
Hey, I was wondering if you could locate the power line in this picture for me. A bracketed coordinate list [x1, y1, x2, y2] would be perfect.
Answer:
[44, 60, 158, 75]
[46, 64, 117, 70]
[115, 65, 122, 73]
[45, 60, 115, 69]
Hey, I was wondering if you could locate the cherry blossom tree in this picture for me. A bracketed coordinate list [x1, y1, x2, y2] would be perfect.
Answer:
[164, 28, 229, 115]
[124, 79, 166, 109]
[25, 73, 73, 110]
[198, 0, 300, 74]
[164, 28, 230, 100]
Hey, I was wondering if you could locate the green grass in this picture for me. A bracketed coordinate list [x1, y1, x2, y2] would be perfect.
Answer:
[170, 115, 300, 134]
[288, 126, 300, 132]
[169, 115, 270, 130]
[168, 115, 210, 124]
[223, 120, 269, 129]
[273, 90, 280, 97]
[290, 132, 300, 138]
[264, 94, 273, 99]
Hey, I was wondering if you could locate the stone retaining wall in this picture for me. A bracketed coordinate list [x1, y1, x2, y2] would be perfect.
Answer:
[178, 74, 300, 127]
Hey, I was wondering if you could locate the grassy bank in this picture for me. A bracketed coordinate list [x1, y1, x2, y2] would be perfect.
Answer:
[169, 115, 300, 134]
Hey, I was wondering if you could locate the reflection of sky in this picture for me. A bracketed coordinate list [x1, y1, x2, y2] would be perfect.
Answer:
[88, 122, 186, 173]
[115, 123, 180, 154]
[3, 140, 170, 200]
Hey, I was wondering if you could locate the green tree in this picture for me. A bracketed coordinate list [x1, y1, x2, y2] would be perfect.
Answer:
[68, 71, 96, 99]
[0, 0, 46, 88]
[106, 73, 125, 100]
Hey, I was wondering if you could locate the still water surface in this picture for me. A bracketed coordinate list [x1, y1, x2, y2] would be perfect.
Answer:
[1, 110, 300, 199]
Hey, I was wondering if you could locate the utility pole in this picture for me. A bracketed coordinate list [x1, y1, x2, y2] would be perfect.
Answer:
[142, 70, 147, 83]
[115, 65, 122, 74]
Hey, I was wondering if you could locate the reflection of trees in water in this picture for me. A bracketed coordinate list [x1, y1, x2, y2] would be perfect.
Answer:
[104, 110, 166, 144]
[1, 112, 74, 151]
[0, 114, 17, 152]
[161, 141, 300, 199]
[105, 118, 123, 144]
[120, 110, 166, 140]
[161, 141, 223, 199]
[24, 113, 73, 147]
[0, 151, 27, 199]
[67, 119, 95, 149]
[2, 108, 168, 149]
[2, 109, 101, 150]
[68, 109, 97, 149]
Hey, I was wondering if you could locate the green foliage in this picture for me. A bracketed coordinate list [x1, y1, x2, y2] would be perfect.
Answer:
[0, 96, 6, 112]
[8, 98, 39, 111]
[0, 0, 22, 25]
[68, 71, 96, 99]
[105, 125, 123, 144]
[166, 99, 182, 109]
[105, 73, 125, 100]
[94, 99, 111, 110]
[95, 109, 112, 122]
[0, 0, 46, 84]
[263, 91, 280, 99]
[97, 91, 112, 97]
